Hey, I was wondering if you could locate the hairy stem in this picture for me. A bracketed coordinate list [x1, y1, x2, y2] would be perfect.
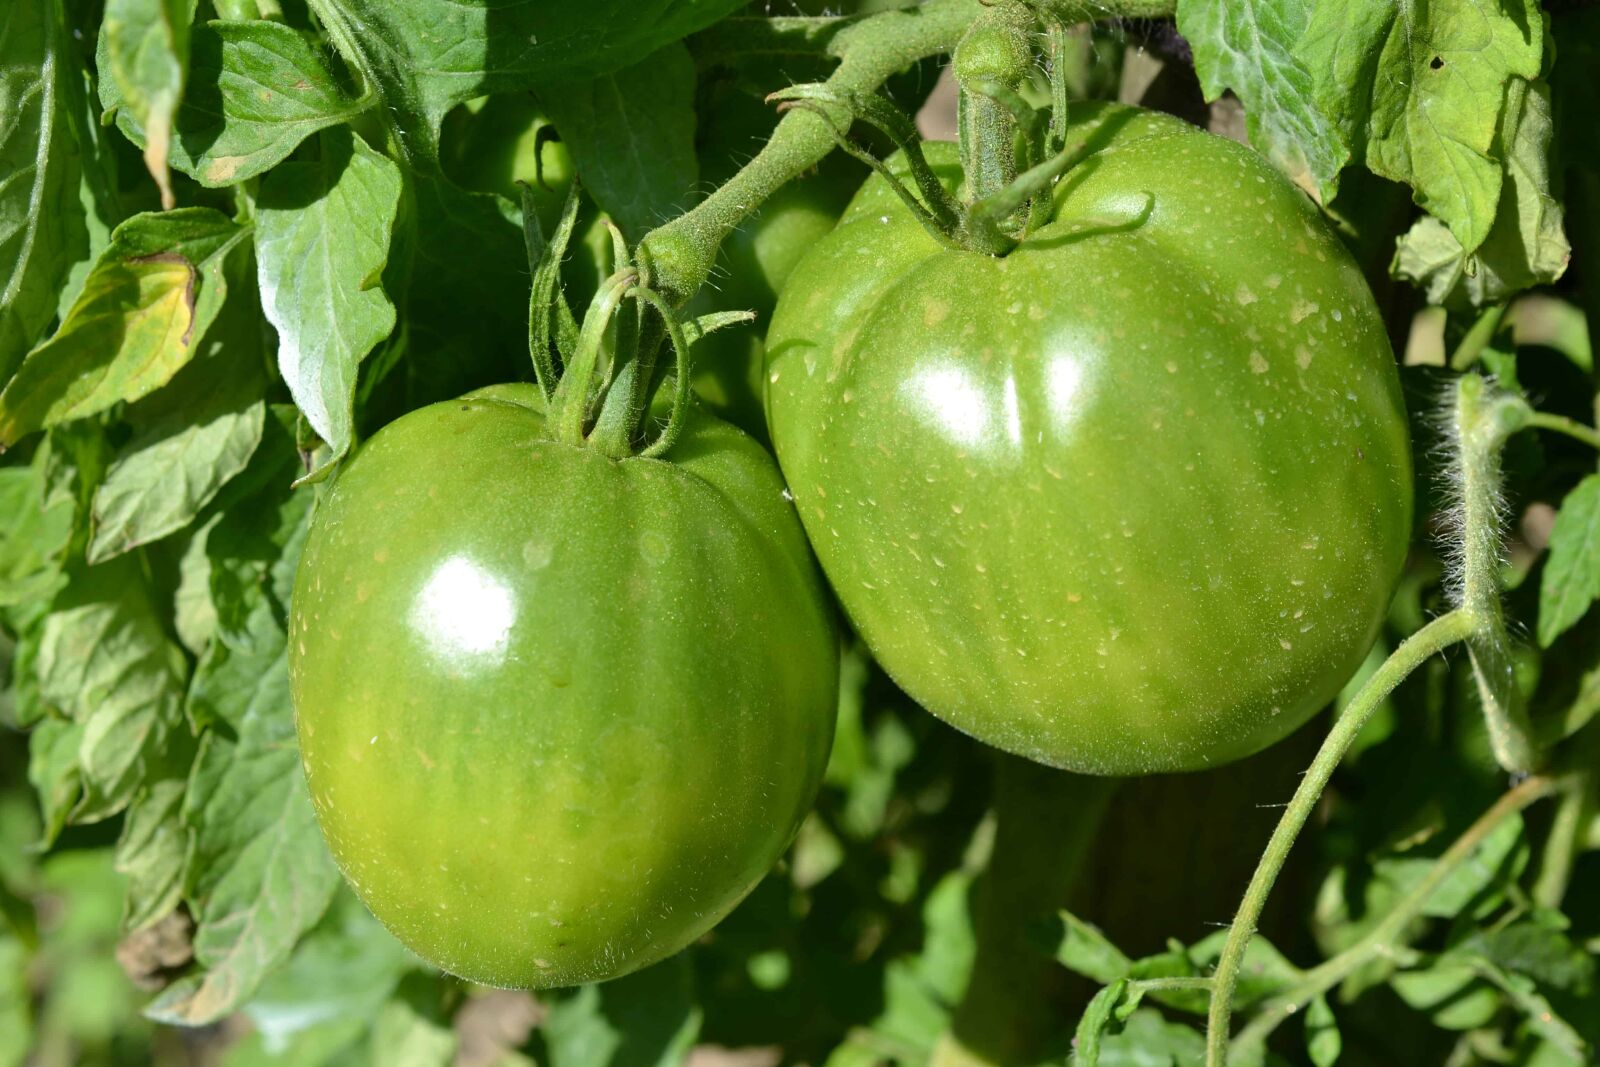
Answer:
[643, 0, 1176, 304]
[1203, 610, 1478, 1066]
[1451, 376, 1540, 775]
[1231, 773, 1570, 1055]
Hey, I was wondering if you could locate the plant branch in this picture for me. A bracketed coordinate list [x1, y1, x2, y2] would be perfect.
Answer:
[641, 0, 1175, 305]
[1523, 410, 1600, 451]
[1203, 610, 1479, 1066]
[1230, 773, 1571, 1055]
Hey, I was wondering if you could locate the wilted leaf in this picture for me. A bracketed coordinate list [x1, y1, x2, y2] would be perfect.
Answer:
[1393, 80, 1570, 306]
[114, 777, 188, 931]
[1300, 0, 1543, 253]
[101, 0, 191, 208]
[0, 209, 247, 446]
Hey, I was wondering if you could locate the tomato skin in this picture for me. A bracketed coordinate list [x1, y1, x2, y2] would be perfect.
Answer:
[765, 103, 1413, 775]
[288, 385, 839, 988]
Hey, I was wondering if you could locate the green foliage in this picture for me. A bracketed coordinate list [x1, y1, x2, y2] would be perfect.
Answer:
[1, 0, 1597, 1064]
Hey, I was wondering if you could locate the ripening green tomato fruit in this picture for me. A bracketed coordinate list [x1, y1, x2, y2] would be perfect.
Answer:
[765, 102, 1412, 775]
[288, 385, 839, 987]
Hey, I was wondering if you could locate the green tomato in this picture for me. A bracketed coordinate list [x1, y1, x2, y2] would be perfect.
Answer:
[288, 384, 839, 988]
[765, 103, 1412, 775]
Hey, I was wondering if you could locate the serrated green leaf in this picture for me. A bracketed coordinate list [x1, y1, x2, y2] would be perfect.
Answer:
[241, 889, 414, 1049]
[0, 453, 73, 609]
[27, 713, 83, 845]
[1393, 79, 1570, 307]
[101, 19, 370, 188]
[114, 777, 188, 931]
[541, 955, 701, 1067]
[302, 0, 743, 162]
[1095, 1008, 1206, 1067]
[1300, 0, 1542, 254]
[0, 0, 88, 383]
[1391, 960, 1500, 1029]
[102, 0, 191, 208]
[145, 646, 338, 1026]
[256, 127, 399, 482]
[37, 557, 189, 822]
[1304, 994, 1340, 1067]
[88, 351, 266, 563]
[539, 43, 698, 243]
[1073, 978, 1130, 1067]
[0, 208, 247, 447]
[372, 995, 457, 1067]
[1539, 475, 1600, 648]
[1049, 910, 1134, 985]
[1176, 0, 1346, 200]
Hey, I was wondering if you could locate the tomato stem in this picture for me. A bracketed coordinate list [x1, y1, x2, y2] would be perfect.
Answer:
[1202, 609, 1478, 1066]
[1447, 375, 1540, 775]
[641, 0, 1177, 304]
[1226, 771, 1571, 1058]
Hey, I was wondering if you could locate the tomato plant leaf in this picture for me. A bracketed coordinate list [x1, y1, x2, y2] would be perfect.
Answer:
[1298, 0, 1542, 254]
[538, 43, 699, 244]
[99, 19, 372, 189]
[1304, 994, 1341, 1067]
[0, 0, 88, 383]
[114, 777, 188, 932]
[540, 954, 701, 1067]
[146, 647, 339, 1026]
[26, 714, 83, 846]
[1048, 910, 1134, 984]
[1539, 474, 1600, 648]
[1096, 1009, 1207, 1066]
[101, 0, 192, 209]
[256, 127, 399, 483]
[0, 936, 27, 1066]
[88, 331, 267, 563]
[0, 209, 248, 447]
[1393, 80, 1570, 308]
[1176, 0, 1347, 200]
[371, 994, 457, 1066]
[302, 0, 743, 163]
[36, 557, 189, 824]
[0, 456, 73, 610]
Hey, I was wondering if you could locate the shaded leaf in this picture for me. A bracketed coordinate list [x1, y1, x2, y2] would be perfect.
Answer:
[0, 0, 88, 381]
[102, 19, 370, 188]
[0, 451, 73, 608]
[541, 954, 701, 1067]
[27, 714, 84, 846]
[88, 337, 266, 563]
[1305, 994, 1340, 1067]
[36, 556, 189, 822]
[303, 0, 743, 162]
[114, 777, 188, 931]
[102, 0, 191, 208]
[539, 43, 698, 243]
[1539, 474, 1600, 648]
[256, 127, 400, 481]
[0, 208, 247, 446]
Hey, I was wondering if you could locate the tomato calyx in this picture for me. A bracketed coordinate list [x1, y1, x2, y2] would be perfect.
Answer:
[768, 1, 1091, 258]
[521, 181, 754, 460]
